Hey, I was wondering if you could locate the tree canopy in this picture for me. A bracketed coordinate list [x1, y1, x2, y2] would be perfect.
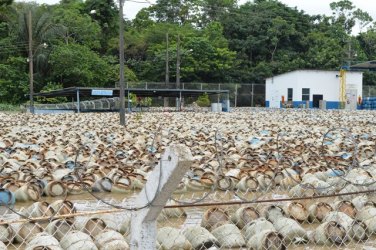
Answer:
[0, 0, 375, 104]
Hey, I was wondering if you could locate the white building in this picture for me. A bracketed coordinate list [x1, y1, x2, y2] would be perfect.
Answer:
[265, 70, 363, 109]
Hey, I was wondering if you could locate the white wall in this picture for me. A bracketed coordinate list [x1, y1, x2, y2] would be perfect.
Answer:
[266, 71, 298, 108]
[266, 70, 363, 108]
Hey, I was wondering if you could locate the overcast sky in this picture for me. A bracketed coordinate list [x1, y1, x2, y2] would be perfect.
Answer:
[18, 0, 376, 28]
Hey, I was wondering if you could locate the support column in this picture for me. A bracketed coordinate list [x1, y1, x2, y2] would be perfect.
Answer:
[179, 91, 182, 111]
[127, 90, 130, 112]
[228, 92, 230, 111]
[251, 83, 254, 107]
[130, 145, 193, 250]
[217, 84, 221, 103]
[76, 89, 80, 113]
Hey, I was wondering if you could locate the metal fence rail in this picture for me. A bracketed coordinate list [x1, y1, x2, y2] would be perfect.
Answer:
[124, 82, 266, 107]
[33, 83, 376, 110]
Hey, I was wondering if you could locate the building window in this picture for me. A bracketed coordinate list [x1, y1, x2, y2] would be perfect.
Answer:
[302, 88, 310, 101]
[288, 88, 293, 101]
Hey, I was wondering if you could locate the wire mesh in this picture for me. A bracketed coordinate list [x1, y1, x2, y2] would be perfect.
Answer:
[33, 82, 266, 111]
[1, 109, 376, 249]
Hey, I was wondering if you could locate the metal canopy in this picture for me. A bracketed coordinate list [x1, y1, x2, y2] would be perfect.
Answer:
[33, 87, 229, 98]
[351, 61, 376, 71]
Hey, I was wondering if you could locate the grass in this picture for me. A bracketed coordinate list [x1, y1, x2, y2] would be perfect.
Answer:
[0, 103, 21, 112]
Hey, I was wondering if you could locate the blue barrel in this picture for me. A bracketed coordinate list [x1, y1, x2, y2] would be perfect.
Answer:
[0, 188, 15, 206]
[221, 100, 230, 112]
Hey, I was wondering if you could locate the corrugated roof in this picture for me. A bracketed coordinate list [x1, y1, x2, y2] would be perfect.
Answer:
[351, 61, 376, 70]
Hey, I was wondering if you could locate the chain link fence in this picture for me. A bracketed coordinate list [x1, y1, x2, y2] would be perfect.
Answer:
[124, 82, 266, 107]
[34, 83, 266, 111]
[363, 86, 376, 98]
[0, 109, 376, 249]
[33, 83, 376, 111]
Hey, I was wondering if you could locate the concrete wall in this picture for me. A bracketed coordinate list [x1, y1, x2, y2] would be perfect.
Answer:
[265, 70, 363, 108]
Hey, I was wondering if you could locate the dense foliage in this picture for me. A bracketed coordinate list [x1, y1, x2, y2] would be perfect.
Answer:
[0, 0, 376, 104]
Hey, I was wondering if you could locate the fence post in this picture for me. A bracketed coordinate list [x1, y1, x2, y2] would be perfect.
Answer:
[130, 144, 193, 250]
[251, 84, 254, 107]
[235, 84, 238, 108]
[76, 89, 80, 113]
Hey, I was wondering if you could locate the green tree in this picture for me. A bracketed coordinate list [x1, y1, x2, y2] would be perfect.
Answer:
[148, 0, 202, 25]
[133, 8, 155, 31]
[49, 43, 116, 87]
[0, 0, 12, 7]
[330, 0, 373, 34]
[0, 56, 28, 104]
[221, 0, 312, 82]
[52, 6, 101, 49]
[9, 3, 64, 89]
[200, 0, 236, 26]
[330, 0, 356, 34]
[304, 31, 344, 69]
[267, 17, 296, 62]
[353, 9, 373, 32]
[182, 36, 236, 82]
[50, 43, 137, 87]
[358, 27, 376, 59]
[83, 0, 118, 51]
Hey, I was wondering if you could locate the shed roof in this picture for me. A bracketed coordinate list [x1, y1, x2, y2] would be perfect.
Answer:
[351, 61, 376, 71]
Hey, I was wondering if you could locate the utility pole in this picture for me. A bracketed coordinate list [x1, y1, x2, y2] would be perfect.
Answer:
[176, 34, 181, 89]
[176, 34, 181, 110]
[28, 10, 34, 114]
[164, 33, 169, 107]
[347, 41, 352, 67]
[119, 0, 126, 125]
